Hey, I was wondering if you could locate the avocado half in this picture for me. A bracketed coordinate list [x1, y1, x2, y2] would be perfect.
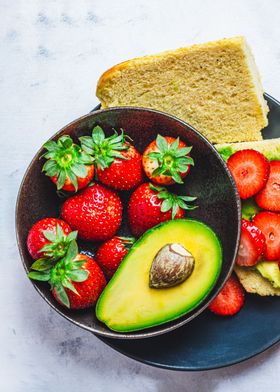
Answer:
[96, 219, 222, 332]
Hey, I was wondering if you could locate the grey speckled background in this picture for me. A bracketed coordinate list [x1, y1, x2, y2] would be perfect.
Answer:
[1, 0, 280, 391]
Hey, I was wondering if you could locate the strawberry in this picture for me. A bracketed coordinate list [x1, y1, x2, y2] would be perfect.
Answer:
[208, 275, 245, 316]
[236, 219, 266, 267]
[95, 236, 135, 278]
[28, 240, 106, 309]
[80, 126, 143, 190]
[227, 149, 270, 199]
[255, 161, 280, 211]
[128, 183, 197, 237]
[27, 218, 75, 260]
[253, 211, 280, 261]
[142, 135, 194, 185]
[61, 183, 122, 241]
[42, 135, 94, 192]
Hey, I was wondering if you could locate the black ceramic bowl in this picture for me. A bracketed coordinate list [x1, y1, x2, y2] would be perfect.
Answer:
[16, 107, 241, 339]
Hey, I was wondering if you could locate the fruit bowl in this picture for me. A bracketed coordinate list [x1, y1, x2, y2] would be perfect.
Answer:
[16, 107, 241, 339]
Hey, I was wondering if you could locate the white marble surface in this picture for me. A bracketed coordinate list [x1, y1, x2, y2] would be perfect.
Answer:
[1, 0, 280, 390]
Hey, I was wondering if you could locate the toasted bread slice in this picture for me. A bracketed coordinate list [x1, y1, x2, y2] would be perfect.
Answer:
[234, 266, 280, 296]
[96, 36, 268, 144]
[217, 138, 280, 296]
[216, 138, 280, 161]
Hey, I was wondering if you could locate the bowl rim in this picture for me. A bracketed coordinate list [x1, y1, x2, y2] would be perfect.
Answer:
[15, 106, 241, 339]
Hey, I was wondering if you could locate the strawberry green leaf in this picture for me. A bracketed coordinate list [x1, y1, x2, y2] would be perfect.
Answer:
[67, 170, 78, 191]
[171, 204, 179, 219]
[149, 184, 165, 192]
[175, 146, 192, 156]
[56, 224, 64, 240]
[67, 269, 89, 282]
[111, 151, 130, 160]
[92, 126, 105, 144]
[42, 160, 59, 177]
[71, 163, 87, 178]
[65, 240, 78, 262]
[62, 278, 79, 295]
[43, 230, 57, 242]
[55, 284, 70, 308]
[156, 134, 169, 151]
[44, 140, 60, 152]
[171, 170, 184, 184]
[180, 196, 197, 202]
[57, 170, 66, 190]
[28, 271, 51, 281]
[60, 135, 73, 149]
[66, 231, 78, 242]
[161, 198, 173, 212]
[146, 152, 162, 160]
[151, 166, 165, 178]
[170, 137, 179, 151]
[157, 191, 171, 199]
[30, 258, 53, 271]
[70, 260, 86, 270]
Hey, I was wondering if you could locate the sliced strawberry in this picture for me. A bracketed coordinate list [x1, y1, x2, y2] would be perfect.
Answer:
[208, 275, 245, 316]
[253, 212, 280, 261]
[255, 161, 280, 211]
[236, 219, 266, 267]
[227, 149, 270, 199]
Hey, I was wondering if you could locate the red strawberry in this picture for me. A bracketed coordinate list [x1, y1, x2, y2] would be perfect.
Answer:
[61, 183, 122, 241]
[28, 240, 106, 309]
[236, 219, 266, 267]
[255, 161, 280, 211]
[253, 212, 280, 260]
[27, 218, 74, 260]
[208, 275, 245, 316]
[80, 126, 143, 190]
[128, 183, 197, 237]
[142, 135, 194, 185]
[42, 135, 94, 192]
[95, 236, 135, 278]
[227, 149, 270, 199]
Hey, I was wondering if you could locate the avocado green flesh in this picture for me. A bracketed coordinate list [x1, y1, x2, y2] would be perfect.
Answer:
[96, 219, 222, 332]
[256, 261, 280, 288]
[242, 198, 261, 221]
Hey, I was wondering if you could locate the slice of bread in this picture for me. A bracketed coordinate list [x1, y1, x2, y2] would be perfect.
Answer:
[235, 266, 280, 296]
[96, 36, 269, 144]
[216, 138, 280, 296]
[216, 138, 280, 161]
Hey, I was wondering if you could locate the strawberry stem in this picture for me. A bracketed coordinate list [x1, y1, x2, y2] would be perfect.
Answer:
[42, 136, 93, 191]
[28, 239, 89, 308]
[146, 135, 194, 184]
[150, 184, 197, 219]
[79, 126, 131, 170]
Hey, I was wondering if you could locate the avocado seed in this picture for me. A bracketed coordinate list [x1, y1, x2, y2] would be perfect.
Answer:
[149, 243, 195, 288]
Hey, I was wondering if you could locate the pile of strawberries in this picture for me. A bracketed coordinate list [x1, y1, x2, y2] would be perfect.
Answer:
[209, 149, 280, 317]
[27, 126, 196, 310]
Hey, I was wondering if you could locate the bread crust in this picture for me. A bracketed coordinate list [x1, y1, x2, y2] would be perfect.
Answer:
[96, 36, 268, 143]
[96, 36, 246, 97]
[234, 266, 280, 296]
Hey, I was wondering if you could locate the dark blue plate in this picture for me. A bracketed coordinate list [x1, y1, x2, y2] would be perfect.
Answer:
[96, 94, 280, 370]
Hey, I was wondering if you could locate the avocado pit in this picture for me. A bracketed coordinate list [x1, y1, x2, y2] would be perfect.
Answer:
[149, 243, 195, 288]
